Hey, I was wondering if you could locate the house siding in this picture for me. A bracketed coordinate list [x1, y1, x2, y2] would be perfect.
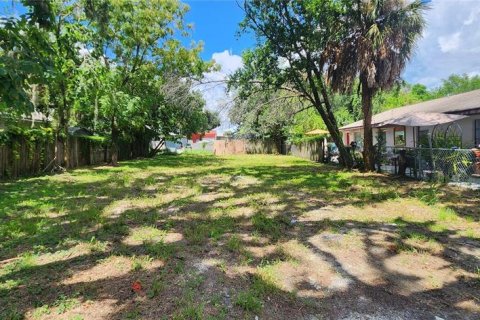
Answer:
[457, 114, 480, 148]
[341, 114, 480, 149]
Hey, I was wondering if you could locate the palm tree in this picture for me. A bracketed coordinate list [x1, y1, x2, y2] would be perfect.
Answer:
[325, 0, 427, 171]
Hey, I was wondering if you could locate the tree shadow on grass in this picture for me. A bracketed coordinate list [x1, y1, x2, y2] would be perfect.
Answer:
[0, 154, 478, 319]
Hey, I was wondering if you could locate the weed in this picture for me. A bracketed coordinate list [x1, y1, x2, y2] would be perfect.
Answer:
[464, 228, 477, 239]
[234, 290, 262, 312]
[54, 294, 79, 314]
[429, 223, 447, 233]
[216, 261, 228, 273]
[251, 212, 281, 240]
[438, 207, 459, 221]
[412, 183, 439, 205]
[173, 261, 185, 274]
[145, 240, 175, 260]
[32, 305, 51, 319]
[186, 273, 205, 290]
[184, 223, 210, 245]
[4, 253, 36, 275]
[131, 255, 152, 271]
[125, 307, 141, 320]
[208, 216, 235, 241]
[174, 303, 205, 320]
[1, 308, 23, 320]
[148, 277, 164, 298]
[226, 235, 242, 252]
[254, 264, 280, 295]
[88, 236, 107, 252]
[402, 230, 429, 242]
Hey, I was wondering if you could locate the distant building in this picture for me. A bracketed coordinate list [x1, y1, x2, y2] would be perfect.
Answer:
[0, 111, 50, 130]
[191, 130, 217, 143]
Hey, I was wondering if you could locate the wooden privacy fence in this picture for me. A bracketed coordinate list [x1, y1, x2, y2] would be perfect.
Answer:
[287, 140, 325, 162]
[0, 137, 110, 180]
[214, 139, 278, 155]
[214, 140, 247, 155]
[0, 128, 153, 180]
[214, 139, 325, 162]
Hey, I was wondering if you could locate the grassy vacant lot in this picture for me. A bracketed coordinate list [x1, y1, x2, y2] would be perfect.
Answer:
[0, 153, 479, 320]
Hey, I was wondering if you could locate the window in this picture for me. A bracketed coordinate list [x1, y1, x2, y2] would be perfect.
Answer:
[418, 129, 429, 147]
[376, 130, 387, 148]
[394, 126, 406, 146]
[353, 132, 362, 142]
[353, 131, 363, 149]
[476, 120, 480, 147]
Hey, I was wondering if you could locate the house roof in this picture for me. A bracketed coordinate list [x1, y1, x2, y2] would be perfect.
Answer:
[340, 89, 480, 130]
[68, 127, 92, 136]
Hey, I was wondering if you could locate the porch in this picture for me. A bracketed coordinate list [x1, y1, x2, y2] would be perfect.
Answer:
[373, 146, 479, 183]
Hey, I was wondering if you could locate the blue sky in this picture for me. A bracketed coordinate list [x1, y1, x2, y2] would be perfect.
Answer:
[184, 0, 253, 60]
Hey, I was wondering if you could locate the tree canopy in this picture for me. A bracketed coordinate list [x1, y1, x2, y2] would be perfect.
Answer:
[230, 0, 429, 169]
[0, 0, 217, 166]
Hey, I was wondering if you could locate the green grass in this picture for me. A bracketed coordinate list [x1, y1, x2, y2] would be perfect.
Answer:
[0, 153, 478, 319]
[437, 207, 459, 221]
[234, 290, 263, 313]
[251, 212, 282, 240]
[226, 235, 242, 252]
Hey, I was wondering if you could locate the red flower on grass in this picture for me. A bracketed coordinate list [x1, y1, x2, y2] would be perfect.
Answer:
[131, 281, 142, 293]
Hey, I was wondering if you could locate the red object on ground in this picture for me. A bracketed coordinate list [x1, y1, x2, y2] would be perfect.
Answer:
[131, 281, 142, 293]
[191, 130, 216, 143]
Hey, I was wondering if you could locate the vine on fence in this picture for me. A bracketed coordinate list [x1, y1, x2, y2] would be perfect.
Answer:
[0, 126, 55, 145]
[0, 126, 55, 164]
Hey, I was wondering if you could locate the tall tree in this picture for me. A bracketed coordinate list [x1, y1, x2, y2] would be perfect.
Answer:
[232, 0, 354, 168]
[324, 0, 427, 170]
[82, 0, 209, 165]
[48, 2, 91, 168]
[432, 74, 480, 98]
[0, 1, 53, 119]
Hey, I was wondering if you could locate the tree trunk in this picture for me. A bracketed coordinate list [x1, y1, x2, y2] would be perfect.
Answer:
[149, 138, 165, 157]
[59, 82, 71, 169]
[330, 127, 352, 168]
[313, 104, 353, 169]
[314, 75, 353, 169]
[57, 107, 69, 169]
[273, 132, 284, 155]
[361, 83, 375, 171]
[94, 92, 98, 134]
[110, 115, 119, 166]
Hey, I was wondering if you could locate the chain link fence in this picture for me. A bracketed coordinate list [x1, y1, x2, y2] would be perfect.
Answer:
[375, 147, 477, 182]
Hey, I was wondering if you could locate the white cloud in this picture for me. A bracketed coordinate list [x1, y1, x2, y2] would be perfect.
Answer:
[438, 32, 461, 53]
[195, 50, 243, 134]
[464, 7, 480, 25]
[403, 0, 480, 88]
[212, 50, 243, 74]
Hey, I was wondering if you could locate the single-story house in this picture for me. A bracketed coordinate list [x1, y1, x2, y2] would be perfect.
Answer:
[340, 89, 480, 149]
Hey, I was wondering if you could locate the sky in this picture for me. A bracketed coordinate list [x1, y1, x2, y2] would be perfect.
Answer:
[182, 0, 480, 88]
[1, 0, 479, 131]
